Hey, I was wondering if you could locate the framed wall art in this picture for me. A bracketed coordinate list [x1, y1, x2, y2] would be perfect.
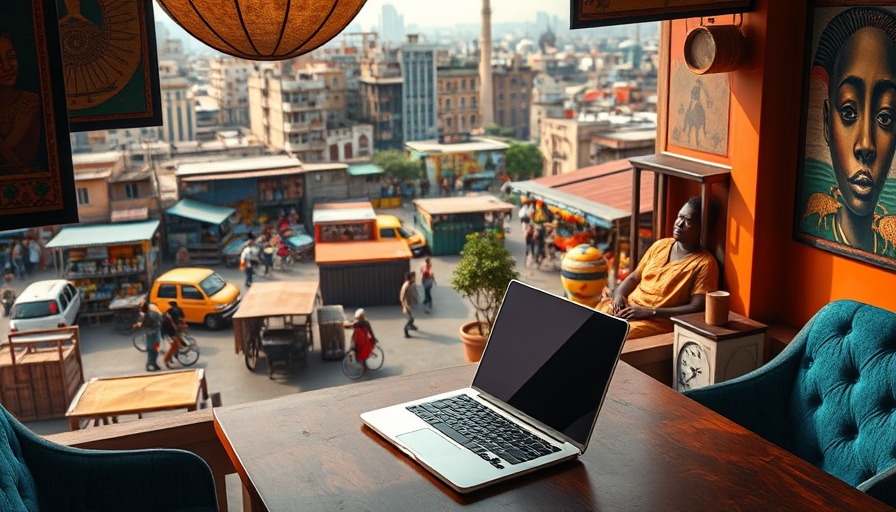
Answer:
[1, 0, 79, 229]
[57, 0, 162, 132]
[570, 0, 754, 29]
[794, 3, 896, 270]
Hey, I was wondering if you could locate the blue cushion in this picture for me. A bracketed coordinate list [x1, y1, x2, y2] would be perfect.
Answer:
[790, 301, 896, 487]
[0, 409, 38, 512]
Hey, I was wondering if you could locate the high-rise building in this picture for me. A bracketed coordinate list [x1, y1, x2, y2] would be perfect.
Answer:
[400, 35, 438, 142]
[437, 66, 479, 136]
[379, 4, 405, 44]
[359, 46, 404, 151]
[208, 57, 252, 127]
[249, 65, 328, 162]
[492, 56, 536, 140]
[159, 61, 195, 144]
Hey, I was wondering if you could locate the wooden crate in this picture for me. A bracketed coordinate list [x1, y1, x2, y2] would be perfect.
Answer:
[0, 327, 85, 422]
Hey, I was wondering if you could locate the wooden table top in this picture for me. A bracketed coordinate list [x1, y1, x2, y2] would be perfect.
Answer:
[67, 369, 207, 429]
[213, 363, 891, 512]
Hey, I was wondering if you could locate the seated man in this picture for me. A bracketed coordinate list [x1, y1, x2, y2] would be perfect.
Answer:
[596, 197, 719, 339]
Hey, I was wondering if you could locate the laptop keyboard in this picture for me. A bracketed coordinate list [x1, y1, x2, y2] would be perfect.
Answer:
[406, 394, 561, 469]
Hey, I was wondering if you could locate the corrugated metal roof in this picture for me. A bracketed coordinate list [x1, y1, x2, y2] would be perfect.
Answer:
[313, 201, 376, 223]
[347, 164, 384, 176]
[509, 160, 654, 228]
[405, 137, 510, 154]
[46, 220, 160, 248]
[413, 196, 514, 215]
[316, 240, 412, 264]
[178, 168, 305, 181]
[166, 198, 235, 225]
[175, 155, 302, 177]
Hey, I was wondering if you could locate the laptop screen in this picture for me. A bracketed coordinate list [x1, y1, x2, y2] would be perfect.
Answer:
[472, 281, 629, 447]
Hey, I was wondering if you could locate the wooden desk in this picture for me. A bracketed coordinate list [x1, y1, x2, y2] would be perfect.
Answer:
[66, 369, 209, 430]
[213, 363, 891, 512]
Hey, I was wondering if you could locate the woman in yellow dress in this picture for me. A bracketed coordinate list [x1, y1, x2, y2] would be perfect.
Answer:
[595, 197, 719, 339]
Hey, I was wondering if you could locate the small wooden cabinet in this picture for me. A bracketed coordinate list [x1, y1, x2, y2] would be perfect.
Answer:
[670, 311, 767, 392]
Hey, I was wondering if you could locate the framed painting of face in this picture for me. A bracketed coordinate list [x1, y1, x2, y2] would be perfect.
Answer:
[0, 0, 78, 229]
[795, 2, 896, 270]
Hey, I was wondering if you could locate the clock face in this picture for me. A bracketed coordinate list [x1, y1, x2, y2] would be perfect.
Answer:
[677, 341, 711, 392]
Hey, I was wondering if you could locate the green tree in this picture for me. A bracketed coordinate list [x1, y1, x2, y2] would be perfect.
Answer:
[373, 150, 423, 182]
[484, 124, 516, 137]
[504, 142, 544, 180]
[450, 231, 520, 336]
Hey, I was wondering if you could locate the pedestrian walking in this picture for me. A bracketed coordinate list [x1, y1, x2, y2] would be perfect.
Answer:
[134, 301, 163, 372]
[28, 237, 42, 272]
[420, 258, 435, 312]
[10, 239, 24, 279]
[240, 238, 259, 288]
[399, 272, 418, 338]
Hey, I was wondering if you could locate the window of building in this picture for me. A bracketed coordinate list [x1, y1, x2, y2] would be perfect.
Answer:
[447, 118, 452, 129]
[76, 188, 89, 205]
[446, 99, 451, 109]
[472, 96, 477, 108]
[124, 183, 139, 198]
[511, 78, 517, 86]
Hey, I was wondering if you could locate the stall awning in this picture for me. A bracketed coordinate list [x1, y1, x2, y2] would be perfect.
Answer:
[347, 164, 384, 176]
[509, 159, 653, 229]
[232, 281, 320, 319]
[166, 198, 235, 225]
[46, 220, 160, 249]
[412, 196, 514, 215]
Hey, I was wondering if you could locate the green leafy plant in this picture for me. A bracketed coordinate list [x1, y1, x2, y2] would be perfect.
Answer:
[450, 231, 520, 336]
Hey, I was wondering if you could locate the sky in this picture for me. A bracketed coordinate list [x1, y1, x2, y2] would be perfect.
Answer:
[351, 0, 569, 29]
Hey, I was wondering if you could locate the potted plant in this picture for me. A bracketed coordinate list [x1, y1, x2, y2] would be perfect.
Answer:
[450, 231, 520, 362]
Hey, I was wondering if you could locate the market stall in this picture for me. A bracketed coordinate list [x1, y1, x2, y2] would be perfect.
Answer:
[46, 220, 160, 324]
[412, 196, 514, 256]
[164, 198, 236, 265]
[312, 201, 377, 243]
[316, 240, 411, 307]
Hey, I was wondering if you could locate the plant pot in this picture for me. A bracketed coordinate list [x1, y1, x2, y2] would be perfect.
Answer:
[459, 321, 488, 363]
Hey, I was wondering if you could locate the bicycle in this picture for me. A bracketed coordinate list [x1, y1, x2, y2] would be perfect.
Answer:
[342, 340, 384, 379]
[132, 330, 200, 366]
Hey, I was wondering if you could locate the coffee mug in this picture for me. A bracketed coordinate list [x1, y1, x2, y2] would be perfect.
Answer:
[705, 291, 730, 326]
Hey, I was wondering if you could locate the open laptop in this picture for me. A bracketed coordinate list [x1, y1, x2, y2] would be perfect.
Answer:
[361, 280, 630, 493]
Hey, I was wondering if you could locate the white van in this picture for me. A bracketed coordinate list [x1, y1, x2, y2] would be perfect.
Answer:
[9, 280, 81, 332]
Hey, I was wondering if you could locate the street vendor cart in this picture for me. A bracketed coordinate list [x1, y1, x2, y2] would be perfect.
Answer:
[232, 281, 321, 378]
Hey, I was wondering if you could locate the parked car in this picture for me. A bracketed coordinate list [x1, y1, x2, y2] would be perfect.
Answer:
[149, 268, 241, 329]
[9, 279, 81, 332]
[376, 214, 428, 256]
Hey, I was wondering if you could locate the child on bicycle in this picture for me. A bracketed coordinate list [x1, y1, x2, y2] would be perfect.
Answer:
[343, 308, 377, 370]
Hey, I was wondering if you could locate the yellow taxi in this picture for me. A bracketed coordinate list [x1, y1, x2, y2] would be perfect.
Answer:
[376, 214, 428, 256]
[149, 268, 241, 329]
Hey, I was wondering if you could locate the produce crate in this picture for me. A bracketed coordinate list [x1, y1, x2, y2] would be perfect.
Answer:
[0, 327, 84, 421]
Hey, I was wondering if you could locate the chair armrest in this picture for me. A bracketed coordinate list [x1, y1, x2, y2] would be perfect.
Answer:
[858, 464, 896, 508]
[682, 316, 814, 450]
[18, 425, 217, 512]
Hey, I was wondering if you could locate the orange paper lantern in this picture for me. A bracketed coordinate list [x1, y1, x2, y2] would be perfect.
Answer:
[157, 0, 368, 61]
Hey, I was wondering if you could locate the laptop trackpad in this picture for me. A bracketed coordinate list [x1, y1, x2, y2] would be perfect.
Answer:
[398, 428, 460, 459]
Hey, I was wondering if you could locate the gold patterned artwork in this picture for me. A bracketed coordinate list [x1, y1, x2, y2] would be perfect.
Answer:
[58, 0, 141, 111]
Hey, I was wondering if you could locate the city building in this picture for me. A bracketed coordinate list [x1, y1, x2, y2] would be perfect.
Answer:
[248, 66, 328, 162]
[72, 151, 160, 224]
[324, 124, 373, 162]
[208, 57, 252, 127]
[539, 118, 609, 176]
[436, 65, 479, 138]
[529, 73, 565, 145]
[400, 35, 439, 143]
[378, 3, 405, 44]
[492, 56, 537, 140]
[359, 46, 404, 151]
[159, 60, 196, 144]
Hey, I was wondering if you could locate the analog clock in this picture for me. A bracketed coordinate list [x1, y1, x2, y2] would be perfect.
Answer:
[677, 342, 710, 392]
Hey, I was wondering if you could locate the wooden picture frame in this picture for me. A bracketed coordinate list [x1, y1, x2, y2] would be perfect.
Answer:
[1, 0, 79, 229]
[59, 0, 162, 132]
[570, 0, 754, 29]
[794, 2, 896, 270]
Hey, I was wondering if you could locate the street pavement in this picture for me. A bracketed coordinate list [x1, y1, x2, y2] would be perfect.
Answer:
[2, 197, 570, 437]
[0, 196, 576, 511]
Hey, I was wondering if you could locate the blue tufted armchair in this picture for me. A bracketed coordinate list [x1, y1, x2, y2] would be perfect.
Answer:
[684, 300, 896, 507]
[0, 404, 218, 511]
